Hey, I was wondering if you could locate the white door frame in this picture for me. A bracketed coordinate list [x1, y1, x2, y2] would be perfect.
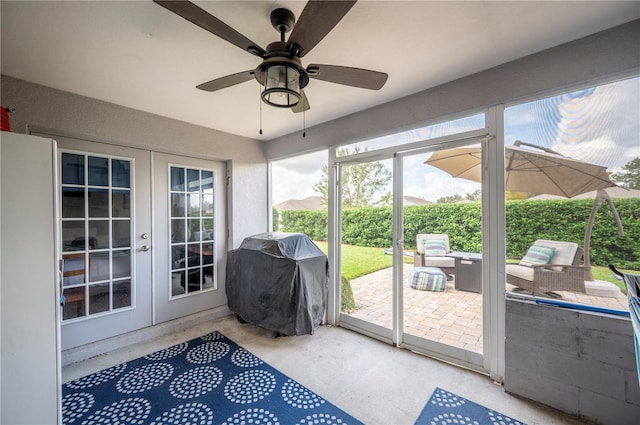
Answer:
[328, 108, 505, 379]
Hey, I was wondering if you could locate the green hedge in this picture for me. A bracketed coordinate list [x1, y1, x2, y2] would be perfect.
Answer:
[277, 198, 640, 268]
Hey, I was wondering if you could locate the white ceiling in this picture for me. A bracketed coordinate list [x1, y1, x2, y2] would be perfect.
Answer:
[2, 1, 639, 141]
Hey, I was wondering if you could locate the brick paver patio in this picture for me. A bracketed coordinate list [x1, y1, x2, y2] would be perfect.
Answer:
[345, 265, 628, 354]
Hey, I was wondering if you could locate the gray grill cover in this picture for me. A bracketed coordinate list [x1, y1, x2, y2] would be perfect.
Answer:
[225, 233, 328, 336]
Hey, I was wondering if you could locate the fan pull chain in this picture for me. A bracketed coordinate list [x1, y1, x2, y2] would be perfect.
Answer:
[302, 98, 306, 138]
[259, 84, 263, 135]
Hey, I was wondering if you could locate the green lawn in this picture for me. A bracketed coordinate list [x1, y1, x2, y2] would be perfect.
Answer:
[313, 241, 400, 281]
[314, 241, 635, 293]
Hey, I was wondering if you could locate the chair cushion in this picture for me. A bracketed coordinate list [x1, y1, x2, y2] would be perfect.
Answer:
[535, 239, 579, 271]
[506, 264, 534, 281]
[423, 256, 455, 268]
[423, 239, 447, 256]
[409, 267, 447, 291]
[416, 234, 450, 254]
[519, 245, 556, 267]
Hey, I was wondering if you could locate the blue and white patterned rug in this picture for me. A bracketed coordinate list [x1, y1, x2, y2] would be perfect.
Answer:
[414, 387, 526, 425]
[62, 331, 363, 424]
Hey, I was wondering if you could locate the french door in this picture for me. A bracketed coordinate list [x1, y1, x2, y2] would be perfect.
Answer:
[57, 138, 152, 350]
[152, 153, 227, 324]
[336, 132, 489, 372]
[52, 135, 227, 350]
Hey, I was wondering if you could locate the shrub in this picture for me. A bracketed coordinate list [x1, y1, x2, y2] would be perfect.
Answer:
[278, 198, 640, 269]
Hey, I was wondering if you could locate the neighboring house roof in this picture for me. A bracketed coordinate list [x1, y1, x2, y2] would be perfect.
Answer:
[274, 196, 325, 211]
[528, 187, 640, 200]
[274, 195, 431, 210]
[403, 196, 432, 206]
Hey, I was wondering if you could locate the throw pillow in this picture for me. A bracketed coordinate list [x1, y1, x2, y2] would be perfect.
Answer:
[519, 245, 556, 267]
[423, 239, 447, 256]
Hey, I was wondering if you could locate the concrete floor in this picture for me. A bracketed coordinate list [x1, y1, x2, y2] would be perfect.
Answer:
[63, 315, 593, 425]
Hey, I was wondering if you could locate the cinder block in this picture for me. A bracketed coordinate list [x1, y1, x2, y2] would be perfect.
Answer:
[580, 311, 634, 335]
[505, 366, 579, 415]
[625, 369, 640, 405]
[507, 300, 579, 327]
[506, 312, 578, 352]
[579, 327, 636, 368]
[505, 338, 538, 371]
[539, 349, 626, 400]
[580, 388, 640, 425]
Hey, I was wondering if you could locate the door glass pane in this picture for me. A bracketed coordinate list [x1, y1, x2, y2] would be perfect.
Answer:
[202, 171, 213, 190]
[113, 280, 132, 309]
[172, 245, 186, 268]
[62, 187, 85, 218]
[62, 221, 85, 251]
[112, 159, 131, 188]
[63, 253, 86, 286]
[89, 283, 110, 314]
[60, 151, 134, 321]
[403, 147, 483, 354]
[202, 194, 213, 216]
[188, 193, 200, 217]
[171, 193, 185, 216]
[202, 219, 214, 240]
[187, 169, 200, 192]
[203, 266, 214, 289]
[202, 242, 214, 265]
[88, 188, 109, 217]
[169, 165, 217, 297]
[188, 218, 201, 241]
[171, 167, 185, 191]
[88, 156, 109, 186]
[171, 219, 186, 243]
[112, 190, 130, 218]
[89, 220, 109, 249]
[62, 287, 86, 320]
[89, 252, 110, 282]
[62, 153, 85, 185]
[340, 156, 393, 331]
[112, 220, 131, 248]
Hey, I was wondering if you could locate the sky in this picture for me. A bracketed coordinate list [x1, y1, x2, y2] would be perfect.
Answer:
[272, 77, 640, 205]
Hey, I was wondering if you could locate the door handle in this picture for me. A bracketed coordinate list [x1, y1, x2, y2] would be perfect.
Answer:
[137, 245, 151, 252]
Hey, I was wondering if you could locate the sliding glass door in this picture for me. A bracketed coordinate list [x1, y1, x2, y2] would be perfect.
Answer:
[335, 123, 491, 371]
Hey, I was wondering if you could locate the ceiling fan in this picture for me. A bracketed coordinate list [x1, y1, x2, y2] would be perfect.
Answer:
[153, 0, 388, 113]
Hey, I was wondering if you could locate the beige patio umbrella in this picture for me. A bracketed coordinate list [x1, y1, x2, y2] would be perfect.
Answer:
[424, 141, 624, 280]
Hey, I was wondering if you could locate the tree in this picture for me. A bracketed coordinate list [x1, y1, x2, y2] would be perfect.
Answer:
[611, 157, 640, 189]
[465, 189, 481, 201]
[436, 194, 463, 204]
[313, 146, 392, 208]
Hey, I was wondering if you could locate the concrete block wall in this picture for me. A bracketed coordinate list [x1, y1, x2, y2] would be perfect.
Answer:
[505, 298, 640, 424]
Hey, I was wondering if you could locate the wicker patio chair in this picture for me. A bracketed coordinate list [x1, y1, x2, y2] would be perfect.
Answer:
[506, 239, 588, 296]
[413, 233, 455, 276]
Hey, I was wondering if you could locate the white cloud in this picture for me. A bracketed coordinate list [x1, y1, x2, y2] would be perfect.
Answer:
[551, 78, 639, 169]
[271, 150, 327, 204]
[406, 171, 481, 203]
[271, 77, 638, 205]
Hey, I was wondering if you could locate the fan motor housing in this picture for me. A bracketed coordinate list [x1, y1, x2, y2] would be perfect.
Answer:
[254, 41, 309, 89]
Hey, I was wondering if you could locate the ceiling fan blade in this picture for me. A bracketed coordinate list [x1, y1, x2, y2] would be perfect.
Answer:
[292, 90, 310, 113]
[154, 1, 265, 57]
[307, 64, 388, 90]
[287, 0, 357, 57]
[196, 70, 255, 92]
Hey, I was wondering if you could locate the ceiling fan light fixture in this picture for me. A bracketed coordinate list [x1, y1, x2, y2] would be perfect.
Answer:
[261, 64, 301, 108]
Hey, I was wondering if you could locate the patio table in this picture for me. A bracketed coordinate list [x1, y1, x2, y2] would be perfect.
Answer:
[447, 251, 482, 293]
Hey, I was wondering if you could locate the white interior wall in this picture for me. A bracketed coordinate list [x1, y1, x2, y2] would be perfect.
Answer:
[0, 76, 268, 248]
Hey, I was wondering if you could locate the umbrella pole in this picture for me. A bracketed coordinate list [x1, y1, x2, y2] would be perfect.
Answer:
[583, 189, 625, 281]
